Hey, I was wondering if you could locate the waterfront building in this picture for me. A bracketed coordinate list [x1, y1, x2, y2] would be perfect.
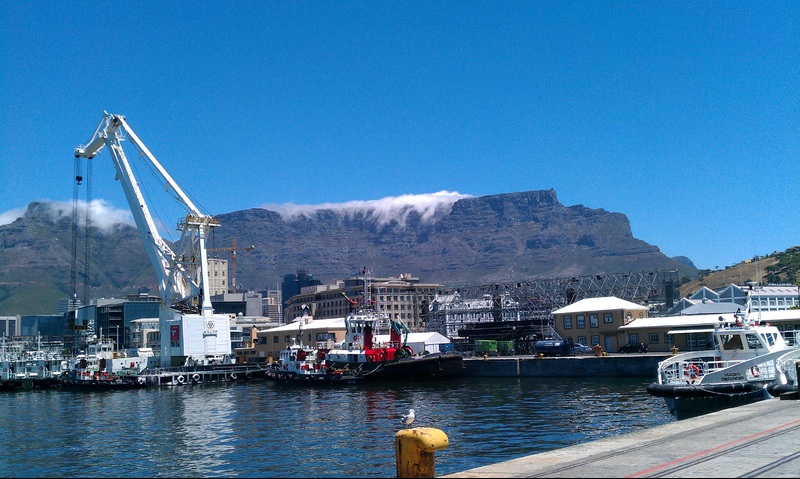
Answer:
[281, 270, 322, 322]
[667, 283, 800, 315]
[206, 258, 229, 296]
[550, 297, 650, 353]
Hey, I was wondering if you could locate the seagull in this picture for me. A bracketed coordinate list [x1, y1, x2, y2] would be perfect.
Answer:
[400, 408, 415, 426]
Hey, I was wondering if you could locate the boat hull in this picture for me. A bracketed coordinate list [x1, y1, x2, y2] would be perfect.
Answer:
[59, 377, 148, 390]
[265, 367, 362, 386]
[326, 352, 465, 380]
[0, 377, 61, 391]
[647, 381, 771, 419]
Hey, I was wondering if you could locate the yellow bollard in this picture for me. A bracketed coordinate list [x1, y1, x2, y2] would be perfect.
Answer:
[395, 427, 449, 478]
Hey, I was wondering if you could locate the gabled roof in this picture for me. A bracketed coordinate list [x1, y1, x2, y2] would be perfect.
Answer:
[679, 301, 741, 315]
[552, 296, 648, 315]
[688, 286, 718, 300]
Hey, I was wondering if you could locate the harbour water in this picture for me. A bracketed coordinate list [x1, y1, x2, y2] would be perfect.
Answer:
[0, 376, 675, 478]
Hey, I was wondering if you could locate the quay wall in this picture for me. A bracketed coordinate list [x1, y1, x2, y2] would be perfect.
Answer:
[462, 354, 671, 378]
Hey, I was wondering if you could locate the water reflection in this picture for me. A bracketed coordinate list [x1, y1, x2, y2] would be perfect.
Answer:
[0, 377, 673, 478]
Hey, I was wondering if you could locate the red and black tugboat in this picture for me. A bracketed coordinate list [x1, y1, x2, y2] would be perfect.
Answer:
[322, 284, 465, 380]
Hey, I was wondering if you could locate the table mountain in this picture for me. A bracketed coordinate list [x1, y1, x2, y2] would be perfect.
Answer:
[0, 190, 696, 314]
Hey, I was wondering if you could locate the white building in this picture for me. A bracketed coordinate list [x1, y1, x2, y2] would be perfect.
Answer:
[667, 283, 800, 315]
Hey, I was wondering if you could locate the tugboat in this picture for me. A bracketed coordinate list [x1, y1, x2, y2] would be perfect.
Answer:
[647, 308, 800, 418]
[59, 337, 147, 390]
[266, 341, 362, 386]
[322, 280, 465, 380]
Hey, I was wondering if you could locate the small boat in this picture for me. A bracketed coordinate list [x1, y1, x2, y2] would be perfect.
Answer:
[59, 337, 148, 390]
[647, 308, 800, 419]
[0, 334, 66, 391]
[266, 342, 362, 386]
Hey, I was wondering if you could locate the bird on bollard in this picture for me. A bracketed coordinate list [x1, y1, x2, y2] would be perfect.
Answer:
[400, 408, 415, 426]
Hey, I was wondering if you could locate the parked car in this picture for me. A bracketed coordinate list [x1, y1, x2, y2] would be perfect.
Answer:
[618, 341, 648, 353]
[534, 339, 571, 356]
[571, 343, 593, 355]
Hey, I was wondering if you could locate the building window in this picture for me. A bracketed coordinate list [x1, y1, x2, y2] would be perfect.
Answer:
[576, 315, 585, 329]
[589, 314, 598, 328]
[604, 313, 613, 323]
[649, 333, 659, 344]
[665, 333, 673, 344]
[629, 334, 640, 343]
[273, 336, 279, 343]
[591, 335, 600, 346]
[577, 336, 587, 345]
[563, 315, 572, 329]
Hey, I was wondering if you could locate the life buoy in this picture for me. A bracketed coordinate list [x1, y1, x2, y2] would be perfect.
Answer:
[192, 373, 201, 382]
[245, 372, 252, 379]
[230, 373, 237, 381]
[683, 363, 700, 379]
[177, 375, 186, 384]
[137, 376, 146, 385]
[750, 365, 760, 377]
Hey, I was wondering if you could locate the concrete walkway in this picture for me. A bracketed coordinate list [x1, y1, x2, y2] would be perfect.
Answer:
[441, 396, 800, 478]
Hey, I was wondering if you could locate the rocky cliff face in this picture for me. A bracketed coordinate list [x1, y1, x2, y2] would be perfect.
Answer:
[223, 189, 691, 288]
[0, 190, 695, 314]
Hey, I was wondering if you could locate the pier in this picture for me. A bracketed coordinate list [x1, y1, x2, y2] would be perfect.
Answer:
[441, 394, 799, 478]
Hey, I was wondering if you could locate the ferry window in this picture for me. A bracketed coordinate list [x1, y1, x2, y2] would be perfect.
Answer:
[746, 333, 762, 349]
[589, 314, 598, 328]
[563, 315, 572, 329]
[604, 313, 613, 323]
[721, 334, 743, 350]
[576, 315, 585, 329]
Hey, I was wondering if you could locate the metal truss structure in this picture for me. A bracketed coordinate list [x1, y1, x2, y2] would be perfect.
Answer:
[427, 269, 680, 346]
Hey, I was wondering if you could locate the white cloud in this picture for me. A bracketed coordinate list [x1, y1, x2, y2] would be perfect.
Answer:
[262, 191, 473, 228]
[0, 207, 27, 226]
[44, 199, 135, 232]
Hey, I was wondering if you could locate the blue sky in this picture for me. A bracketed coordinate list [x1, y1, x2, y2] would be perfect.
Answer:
[1, 2, 797, 272]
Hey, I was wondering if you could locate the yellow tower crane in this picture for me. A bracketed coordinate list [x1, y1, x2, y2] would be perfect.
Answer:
[207, 238, 255, 293]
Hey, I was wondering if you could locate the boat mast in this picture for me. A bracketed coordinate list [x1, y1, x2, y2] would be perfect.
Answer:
[361, 267, 372, 309]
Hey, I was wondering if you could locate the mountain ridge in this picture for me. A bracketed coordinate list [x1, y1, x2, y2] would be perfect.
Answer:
[0, 190, 697, 315]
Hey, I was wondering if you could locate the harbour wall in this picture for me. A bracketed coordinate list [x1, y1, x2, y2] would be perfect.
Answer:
[462, 354, 671, 378]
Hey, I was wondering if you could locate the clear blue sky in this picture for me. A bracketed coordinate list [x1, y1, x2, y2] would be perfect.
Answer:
[1, 2, 797, 272]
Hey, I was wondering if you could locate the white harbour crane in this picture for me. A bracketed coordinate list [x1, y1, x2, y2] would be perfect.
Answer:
[74, 112, 232, 367]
